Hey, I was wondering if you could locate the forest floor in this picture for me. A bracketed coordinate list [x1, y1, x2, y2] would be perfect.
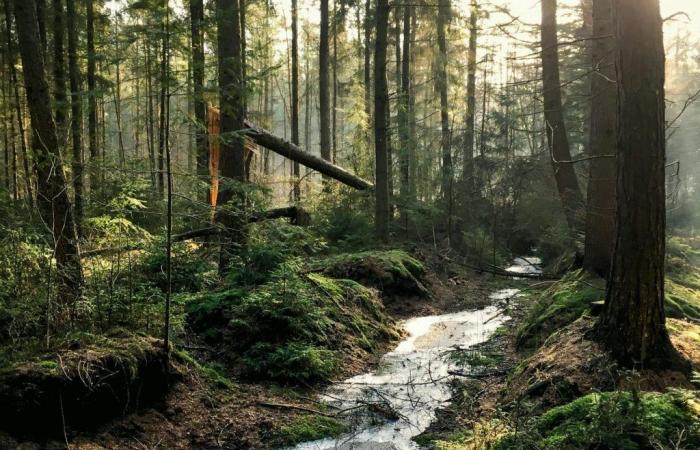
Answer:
[4, 244, 698, 450]
[6, 247, 516, 450]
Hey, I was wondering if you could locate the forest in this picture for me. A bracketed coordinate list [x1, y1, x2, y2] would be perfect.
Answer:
[0, 0, 699, 447]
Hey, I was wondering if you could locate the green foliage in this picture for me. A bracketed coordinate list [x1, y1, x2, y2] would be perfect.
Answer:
[229, 222, 326, 287]
[273, 415, 348, 447]
[449, 350, 503, 368]
[137, 241, 217, 294]
[172, 349, 234, 389]
[494, 390, 700, 449]
[186, 266, 399, 383]
[310, 186, 375, 250]
[516, 270, 604, 350]
[314, 250, 428, 296]
[665, 236, 700, 321]
[185, 263, 397, 383]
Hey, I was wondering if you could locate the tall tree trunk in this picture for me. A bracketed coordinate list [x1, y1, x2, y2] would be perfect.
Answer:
[462, 0, 477, 215]
[66, 0, 82, 233]
[436, 0, 452, 228]
[86, 0, 98, 197]
[216, 0, 245, 271]
[541, 0, 585, 234]
[291, 0, 300, 201]
[374, 0, 389, 242]
[113, 27, 126, 168]
[363, 0, 371, 122]
[597, 0, 686, 371]
[52, 0, 67, 143]
[157, 0, 168, 198]
[3, 0, 34, 207]
[12, 0, 83, 318]
[319, 0, 331, 170]
[190, 0, 206, 199]
[398, 0, 411, 216]
[146, 41, 157, 192]
[583, 0, 616, 276]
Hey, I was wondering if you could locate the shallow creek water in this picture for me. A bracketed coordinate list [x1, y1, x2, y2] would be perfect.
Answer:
[292, 258, 540, 450]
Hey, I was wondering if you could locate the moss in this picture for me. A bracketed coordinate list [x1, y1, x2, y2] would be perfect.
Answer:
[516, 270, 604, 350]
[273, 415, 348, 447]
[172, 349, 235, 389]
[449, 350, 502, 368]
[313, 250, 428, 296]
[494, 390, 700, 450]
[185, 266, 399, 384]
[665, 237, 700, 321]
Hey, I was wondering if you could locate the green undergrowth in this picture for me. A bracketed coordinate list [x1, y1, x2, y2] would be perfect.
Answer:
[517, 237, 700, 350]
[516, 270, 604, 350]
[666, 236, 700, 321]
[186, 264, 400, 383]
[493, 390, 700, 449]
[312, 250, 428, 296]
[172, 349, 234, 389]
[272, 414, 348, 447]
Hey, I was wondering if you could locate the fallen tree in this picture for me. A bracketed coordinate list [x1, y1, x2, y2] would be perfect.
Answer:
[242, 119, 374, 190]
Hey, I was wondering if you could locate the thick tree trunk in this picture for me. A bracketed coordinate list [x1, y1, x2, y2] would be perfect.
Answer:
[436, 0, 452, 207]
[216, 0, 245, 271]
[583, 0, 616, 276]
[190, 0, 206, 199]
[461, 0, 477, 215]
[52, 0, 67, 142]
[291, 0, 300, 201]
[541, 0, 585, 234]
[319, 0, 331, 169]
[374, 0, 389, 242]
[597, 0, 686, 371]
[13, 0, 83, 318]
[66, 0, 82, 234]
[86, 0, 98, 197]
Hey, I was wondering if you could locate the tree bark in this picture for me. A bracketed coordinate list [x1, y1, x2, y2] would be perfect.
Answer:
[12, 0, 83, 317]
[597, 0, 686, 371]
[319, 0, 331, 169]
[291, 0, 300, 201]
[436, 0, 452, 206]
[583, 0, 616, 276]
[86, 0, 98, 197]
[461, 0, 477, 215]
[190, 0, 206, 199]
[541, 0, 585, 234]
[374, 0, 389, 242]
[216, 0, 245, 271]
[66, 0, 82, 234]
[397, 0, 411, 215]
[52, 0, 67, 143]
[243, 119, 373, 190]
[363, 0, 372, 122]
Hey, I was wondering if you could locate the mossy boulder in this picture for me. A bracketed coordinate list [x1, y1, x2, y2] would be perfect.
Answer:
[312, 250, 428, 297]
[0, 334, 170, 439]
[494, 390, 700, 449]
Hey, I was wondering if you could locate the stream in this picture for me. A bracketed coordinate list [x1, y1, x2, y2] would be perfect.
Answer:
[292, 258, 541, 450]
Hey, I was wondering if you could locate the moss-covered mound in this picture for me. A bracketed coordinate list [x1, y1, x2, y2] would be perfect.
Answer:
[517, 239, 700, 351]
[666, 236, 700, 321]
[494, 390, 700, 449]
[312, 250, 428, 297]
[185, 266, 400, 383]
[516, 270, 604, 350]
[0, 334, 169, 439]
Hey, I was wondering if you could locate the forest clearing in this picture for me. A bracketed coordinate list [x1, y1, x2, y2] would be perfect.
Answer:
[0, 0, 699, 448]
